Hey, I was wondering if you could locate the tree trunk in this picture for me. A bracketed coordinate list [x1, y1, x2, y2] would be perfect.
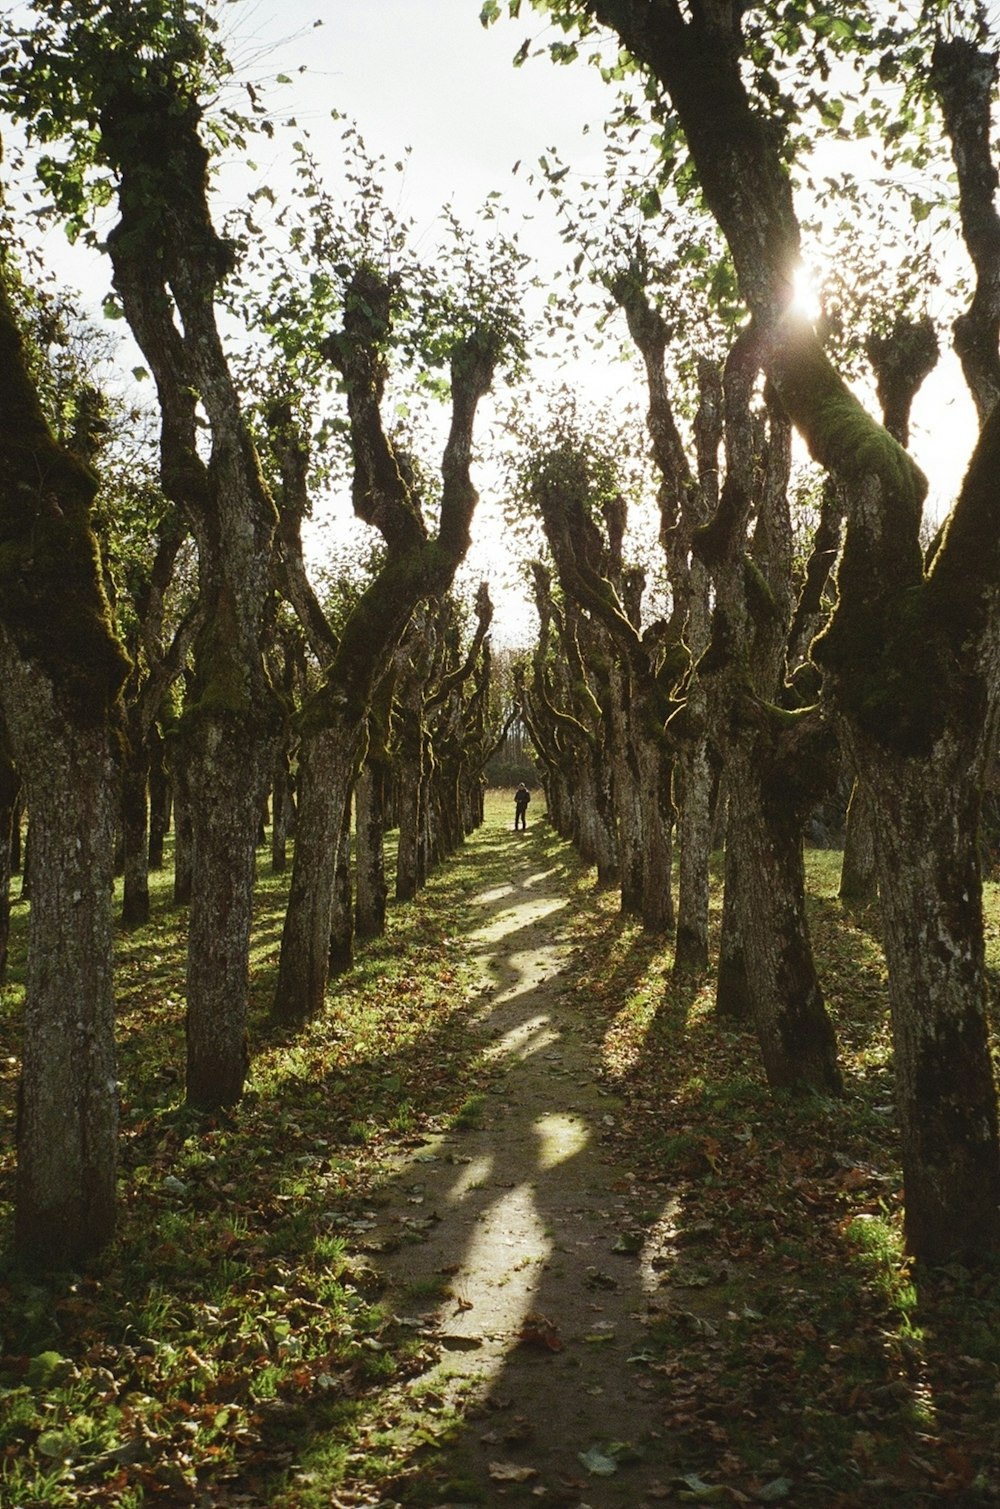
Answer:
[120, 715, 151, 928]
[727, 735, 842, 1094]
[839, 775, 878, 905]
[182, 710, 275, 1107]
[355, 760, 388, 939]
[328, 793, 354, 978]
[3, 657, 121, 1264]
[866, 750, 1000, 1260]
[674, 722, 712, 972]
[273, 725, 360, 1024]
[637, 734, 674, 934]
[147, 720, 170, 871]
[0, 738, 16, 983]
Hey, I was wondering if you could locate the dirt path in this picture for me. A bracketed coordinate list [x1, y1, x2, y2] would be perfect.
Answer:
[367, 817, 683, 1507]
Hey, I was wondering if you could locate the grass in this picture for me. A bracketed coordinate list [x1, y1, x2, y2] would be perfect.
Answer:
[2, 801, 1000, 1504]
[569, 844, 1000, 1504]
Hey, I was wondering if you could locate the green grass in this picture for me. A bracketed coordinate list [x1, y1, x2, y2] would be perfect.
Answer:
[3, 805, 1000, 1505]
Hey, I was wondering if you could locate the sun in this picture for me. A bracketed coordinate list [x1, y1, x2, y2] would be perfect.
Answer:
[789, 261, 824, 324]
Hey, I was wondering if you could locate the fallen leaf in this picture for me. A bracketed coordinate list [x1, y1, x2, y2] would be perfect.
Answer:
[578, 1444, 619, 1476]
[489, 1459, 539, 1482]
[676, 1472, 728, 1501]
[518, 1311, 563, 1351]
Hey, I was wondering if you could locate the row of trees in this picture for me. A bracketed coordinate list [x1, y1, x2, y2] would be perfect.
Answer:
[484, 0, 1000, 1265]
[0, 1, 523, 1266]
[3, 0, 1000, 1274]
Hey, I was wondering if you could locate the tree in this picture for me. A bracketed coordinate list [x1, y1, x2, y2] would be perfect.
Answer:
[526, 421, 679, 930]
[5, 0, 289, 1109]
[0, 231, 128, 1263]
[272, 250, 523, 1023]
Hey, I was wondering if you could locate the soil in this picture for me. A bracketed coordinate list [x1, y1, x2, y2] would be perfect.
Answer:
[365, 816, 688, 1508]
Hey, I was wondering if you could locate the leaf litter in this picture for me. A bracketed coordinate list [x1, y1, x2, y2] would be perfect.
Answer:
[3, 808, 1000, 1504]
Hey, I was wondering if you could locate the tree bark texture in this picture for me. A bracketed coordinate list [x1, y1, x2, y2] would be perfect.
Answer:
[726, 733, 841, 1093]
[273, 725, 360, 1024]
[328, 794, 354, 978]
[6, 673, 121, 1263]
[355, 760, 388, 939]
[839, 776, 878, 905]
[120, 713, 151, 928]
[182, 711, 274, 1108]
[863, 743, 1000, 1260]
[0, 248, 128, 1265]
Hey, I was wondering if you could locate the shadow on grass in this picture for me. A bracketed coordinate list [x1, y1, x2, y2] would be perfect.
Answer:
[3, 819, 1000, 1507]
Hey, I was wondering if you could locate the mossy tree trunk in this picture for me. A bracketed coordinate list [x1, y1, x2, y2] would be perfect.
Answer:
[147, 719, 170, 871]
[0, 257, 128, 1265]
[120, 708, 151, 929]
[586, 0, 1000, 1256]
[100, 84, 283, 1110]
[861, 745, 1000, 1260]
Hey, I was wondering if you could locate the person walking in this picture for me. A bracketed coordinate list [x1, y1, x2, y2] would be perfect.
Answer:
[514, 783, 530, 831]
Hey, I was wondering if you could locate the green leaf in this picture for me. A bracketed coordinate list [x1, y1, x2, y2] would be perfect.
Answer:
[36, 1428, 77, 1459]
[758, 1479, 794, 1502]
[27, 1351, 69, 1387]
[579, 1445, 619, 1476]
[677, 1474, 728, 1502]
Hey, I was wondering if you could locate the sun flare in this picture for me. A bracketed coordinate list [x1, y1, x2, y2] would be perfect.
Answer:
[790, 262, 823, 323]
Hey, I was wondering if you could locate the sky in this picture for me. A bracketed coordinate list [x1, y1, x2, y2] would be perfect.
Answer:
[212, 0, 626, 643]
[11, 0, 985, 643]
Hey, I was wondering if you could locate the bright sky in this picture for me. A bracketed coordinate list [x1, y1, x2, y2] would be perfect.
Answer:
[225, 0, 609, 249]
[222, 0, 983, 589]
[12, 0, 985, 642]
[221, 0, 617, 644]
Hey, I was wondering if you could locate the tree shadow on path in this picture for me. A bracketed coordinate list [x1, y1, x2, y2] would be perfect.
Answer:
[364, 813, 687, 1507]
